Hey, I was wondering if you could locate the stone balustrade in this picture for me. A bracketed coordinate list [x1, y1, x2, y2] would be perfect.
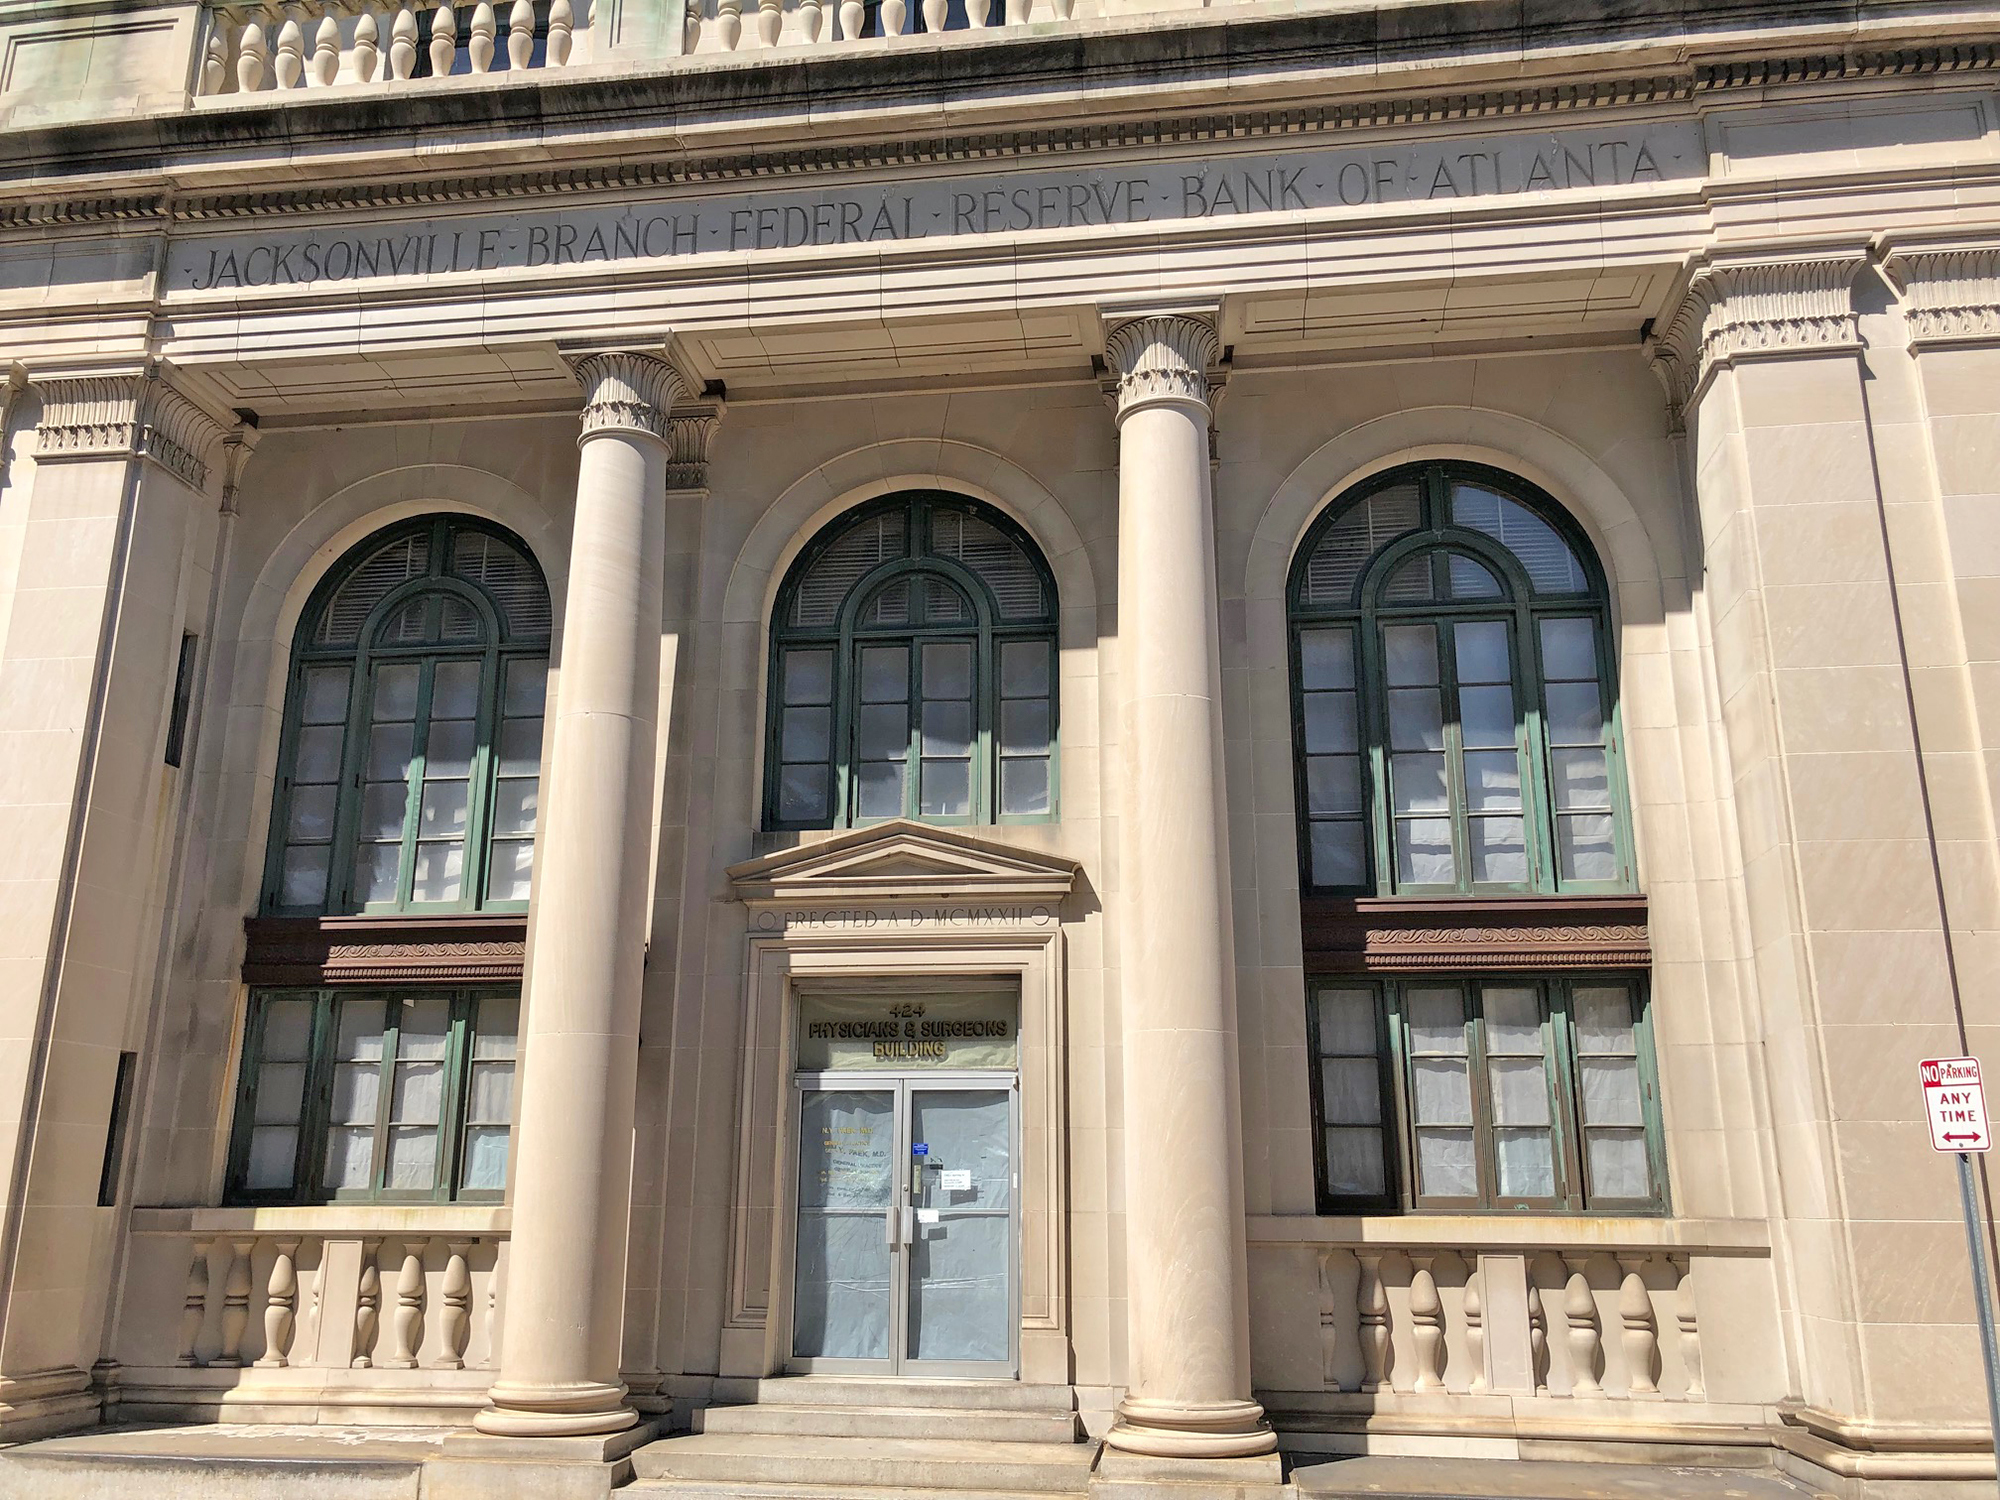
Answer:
[682, 0, 1073, 57]
[197, 2, 583, 97]
[112, 1209, 509, 1421]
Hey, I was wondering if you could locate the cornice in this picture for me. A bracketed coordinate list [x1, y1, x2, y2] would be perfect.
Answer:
[31, 364, 230, 490]
[242, 914, 528, 987]
[1649, 249, 1871, 413]
[1301, 895, 1651, 974]
[1878, 237, 2000, 349]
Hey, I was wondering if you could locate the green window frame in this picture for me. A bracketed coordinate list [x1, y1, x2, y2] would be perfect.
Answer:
[1288, 461, 1635, 896]
[227, 987, 519, 1206]
[766, 491, 1059, 830]
[1307, 973, 1666, 1216]
[262, 516, 552, 917]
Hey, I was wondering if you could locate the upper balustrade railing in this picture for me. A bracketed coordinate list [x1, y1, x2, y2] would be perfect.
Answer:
[197, 0, 1080, 100]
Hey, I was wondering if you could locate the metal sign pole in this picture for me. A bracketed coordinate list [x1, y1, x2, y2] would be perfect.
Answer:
[1957, 1150, 2000, 1492]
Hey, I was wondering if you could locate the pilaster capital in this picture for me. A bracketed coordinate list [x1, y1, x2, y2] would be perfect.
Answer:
[1877, 234, 2000, 350]
[1101, 307, 1221, 422]
[565, 348, 689, 446]
[664, 403, 723, 493]
[30, 363, 231, 492]
[1648, 247, 1870, 413]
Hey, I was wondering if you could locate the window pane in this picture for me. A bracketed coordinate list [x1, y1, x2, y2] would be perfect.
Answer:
[1496, 1129, 1555, 1198]
[1383, 625, 1438, 686]
[462, 1126, 511, 1191]
[1001, 698, 1050, 755]
[399, 998, 450, 1060]
[778, 764, 830, 821]
[1298, 629, 1355, 691]
[1550, 747, 1610, 810]
[475, 998, 519, 1058]
[325, 1126, 375, 1190]
[491, 779, 537, 836]
[1580, 1057, 1644, 1126]
[1000, 758, 1050, 816]
[413, 842, 464, 902]
[1320, 1058, 1381, 1124]
[1325, 1127, 1387, 1196]
[262, 999, 315, 1060]
[922, 701, 973, 757]
[1559, 815, 1619, 881]
[246, 1127, 299, 1190]
[359, 781, 409, 839]
[393, 1062, 445, 1123]
[1454, 621, 1510, 684]
[1412, 1058, 1471, 1125]
[504, 658, 548, 717]
[488, 839, 533, 901]
[294, 725, 345, 783]
[431, 659, 480, 719]
[1545, 682, 1604, 745]
[498, 716, 543, 774]
[425, 718, 476, 778]
[301, 666, 352, 725]
[1459, 684, 1515, 749]
[856, 760, 906, 819]
[1307, 755, 1362, 815]
[1390, 753, 1447, 814]
[1539, 617, 1597, 680]
[357, 843, 402, 903]
[1407, 989, 1466, 1052]
[1315, 990, 1377, 1055]
[468, 1060, 515, 1119]
[1489, 1058, 1551, 1126]
[286, 784, 338, 842]
[280, 846, 331, 907]
[1416, 1129, 1476, 1196]
[922, 642, 972, 699]
[331, 1061, 380, 1124]
[1001, 640, 1051, 697]
[1587, 1129, 1651, 1199]
[420, 781, 469, 836]
[1574, 987, 1636, 1053]
[920, 759, 971, 817]
[1309, 821, 1365, 886]
[1303, 692, 1358, 754]
[367, 723, 415, 780]
[373, 663, 420, 721]
[860, 646, 908, 702]
[337, 1000, 387, 1059]
[781, 647, 832, 705]
[1462, 750, 1521, 811]
[1469, 817, 1528, 883]
[1482, 987, 1541, 1050]
[853, 704, 905, 762]
[1394, 818, 1454, 884]
[1388, 688, 1444, 751]
[254, 1062, 306, 1125]
[782, 706, 831, 763]
[386, 1126, 439, 1190]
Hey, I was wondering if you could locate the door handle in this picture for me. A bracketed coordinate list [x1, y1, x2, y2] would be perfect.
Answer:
[901, 1205, 914, 1245]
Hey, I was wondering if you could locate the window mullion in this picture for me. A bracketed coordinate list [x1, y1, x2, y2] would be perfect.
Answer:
[463, 647, 501, 912]
[1548, 978, 1585, 1209]
[300, 991, 338, 1205]
[976, 627, 994, 822]
[437, 993, 472, 1203]
[1466, 990, 1497, 1207]
[1520, 604, 1558, 894]
[902, 634, 921, 820]
[1361, 611, 1394, 896]
[398, 662, 435, 907]
[372, 1000, 402, 1198]
[1439, 623, 1472, 896]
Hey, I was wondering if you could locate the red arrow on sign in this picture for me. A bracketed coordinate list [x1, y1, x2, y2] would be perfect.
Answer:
[1947, 1133, 1986, 1144]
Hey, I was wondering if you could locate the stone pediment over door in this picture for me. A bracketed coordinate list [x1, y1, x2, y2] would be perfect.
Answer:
[727, 819, 1079, 910]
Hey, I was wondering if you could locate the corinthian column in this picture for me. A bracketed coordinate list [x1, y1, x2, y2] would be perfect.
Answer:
[1101, 311, 1274, 1462]
[476, 350, 687, 1437]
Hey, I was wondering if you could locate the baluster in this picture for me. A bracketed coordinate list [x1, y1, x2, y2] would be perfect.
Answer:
[352, 1238, 382, 1368]
[429, 3, 457, 75]
[684, 0, 704, 51]
[255, 1239, 301, 1368]
[175, 1240, 211, 1367]
[385, 1241, 425, 1368]
[275, 4, 307, 86]
[1316, 1250, 1341, 1391]
[756, 0, 781, 46]
[1356, 1251, 1391, 1393]
[354, 8, 382, 79]
[547, 0, 574, 64]
[797, 0, 822, 44]
[439, 1240, 473, 1369]
[508, 0, 535, 66]
[1527, 1274, 1549, 1394]
[1617, 1255, 1659, 1397]
[716, 0, 742, 49]
[920, 0, 946, 30]
[213, 1240, 255, 1367]
[1671, 1254, 1704, 1401]
[1004, 0, 1027, 23]
[965, 0, 988, 27]
[837, 0, 862, 39]
[1051, 0, 1073, 16]
[1464, 1263, 1486, 1395]
[390, 5, 419, 77]
[237, 10, 271, 90]
[469, 2, 496, 69]
[310, 5, 340, 82]
[880, 0, 906, 33]
[201, 16, 230, 93]
[1563, 1253, 1603, 1397]
[1409, 1255, 1445, 1393]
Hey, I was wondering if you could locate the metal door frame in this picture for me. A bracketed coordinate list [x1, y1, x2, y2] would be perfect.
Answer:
[786, 1069, 1020, 1377]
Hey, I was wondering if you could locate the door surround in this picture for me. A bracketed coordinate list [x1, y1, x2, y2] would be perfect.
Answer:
[722, 821, 1077, 1386]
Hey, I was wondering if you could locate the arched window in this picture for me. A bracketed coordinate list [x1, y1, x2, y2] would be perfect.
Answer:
[767, 492, 1058, 829]
[1288, 462, 1633, 896]
[263, 516, 552, 916]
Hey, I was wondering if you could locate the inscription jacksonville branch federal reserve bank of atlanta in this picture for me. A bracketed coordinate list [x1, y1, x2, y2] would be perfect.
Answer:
[173, 122, 1698, 292]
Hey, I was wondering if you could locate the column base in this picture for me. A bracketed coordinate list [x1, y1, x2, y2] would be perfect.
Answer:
[473, 1378, 639, 1437]
[1103, 1397, 1278, 1458]
[1091, 1444, 1286, 1500]
[430, 1422, 656, 1500]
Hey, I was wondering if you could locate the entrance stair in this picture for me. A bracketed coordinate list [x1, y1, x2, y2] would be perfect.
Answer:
[628, 1377, 1095, 1500]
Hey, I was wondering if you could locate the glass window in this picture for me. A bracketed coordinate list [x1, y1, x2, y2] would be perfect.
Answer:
[1288, 462, 1632, 895]
[228, 988, 517, 1205]
[766, 492, 1058, 828]
[264, 518, 552, 916]
[1306, 974, 1663, 1213]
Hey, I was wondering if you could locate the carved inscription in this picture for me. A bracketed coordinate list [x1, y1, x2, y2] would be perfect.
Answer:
[753, 904, 1056, 933]
[170, 123, 1698, 292]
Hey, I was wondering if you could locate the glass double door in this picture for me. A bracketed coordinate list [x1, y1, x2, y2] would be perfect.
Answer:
[791, 1076, 1016, 1376]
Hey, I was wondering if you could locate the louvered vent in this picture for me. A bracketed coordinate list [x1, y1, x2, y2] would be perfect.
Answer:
[1300, 485, 1421, 608]
[930, 507, 1045, 620]
[385, 598, 430, 645]
[1453, 485, 1587, 594]
[452, 530, 551, 640]
[922, 576, 971, 624]
[793, 512, 909, 627]
[866, 576, 911, 626]
[441, 595, 483, 643]
[316, 533, 430, 646]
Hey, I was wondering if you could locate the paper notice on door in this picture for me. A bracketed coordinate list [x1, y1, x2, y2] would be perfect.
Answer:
[940, 1169, 973, 1191]
[916, 1208, 941, 1224]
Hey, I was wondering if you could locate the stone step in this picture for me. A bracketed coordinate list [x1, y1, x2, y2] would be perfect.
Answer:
[698, 1401, 1082, 1443]
[726, 1378, 1078, 1414]
[631, 1483, 1072, 1500]
[630, 1432, 1096, 1494]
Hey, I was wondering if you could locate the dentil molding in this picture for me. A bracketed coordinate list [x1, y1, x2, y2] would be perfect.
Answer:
[1103, 312, 1220, 419]
[1878, 238, 2000, 349]
[568, 349, 689, 444]
[31, 364, 231, 492]
[1649, 250, 1869, 413]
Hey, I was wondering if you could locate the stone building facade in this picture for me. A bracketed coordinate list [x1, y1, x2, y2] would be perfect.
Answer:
[0, 0, 1997, 1495]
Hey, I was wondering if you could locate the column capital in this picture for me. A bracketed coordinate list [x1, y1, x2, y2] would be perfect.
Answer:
[1877, 233, 2000, 350]
[1101, 307, 1220, 422]
[30, 362, 231, 493]
[1648, 246, 1870, 413]
[565, 348, 689, 446]
[664, 402, 723, 493]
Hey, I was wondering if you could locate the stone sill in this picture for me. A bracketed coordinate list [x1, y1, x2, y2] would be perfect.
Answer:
[1245, 1214, 1770, 1253]
[129, 1205, 512, 1235]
